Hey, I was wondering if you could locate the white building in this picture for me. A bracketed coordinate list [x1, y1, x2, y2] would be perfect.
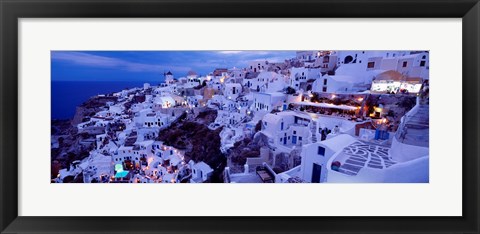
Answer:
[243, 71, 284, 92]
[223, 83, 242, 100]
[261, 111, 313, 153]
[248, 60, 268, 73]
[186, 95, 203, 107]
[370, 70, 424, 94]
[253, 92, 287, 112]
[299, 134, 358, 183]
[81, 153, 113, 183]
[289, 67, 321, 89]
[153, 95, 176, 108]
[371, 52, 429, 79]
[189, 161, 213, 183]
[332, 50, 409, 66]
[312, 74, 369, 93]
[165, 71, 174, 84]
[133, 109, 170, 128]
[229, 67, 246, 82]
[114, 145, 134, 165]
[296, 51, 317, 62]
[313, 54, 337, 73]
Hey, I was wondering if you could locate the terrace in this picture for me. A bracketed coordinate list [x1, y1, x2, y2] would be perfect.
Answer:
[331, 141, 396, 176]
[291, 101, 362, 121]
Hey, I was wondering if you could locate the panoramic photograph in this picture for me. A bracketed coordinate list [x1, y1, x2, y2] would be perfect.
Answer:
[51, 50, 429, 183]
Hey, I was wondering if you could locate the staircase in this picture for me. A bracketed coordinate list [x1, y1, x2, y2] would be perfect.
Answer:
[395, 100, 429, 147]
[310, 121, 318, 143]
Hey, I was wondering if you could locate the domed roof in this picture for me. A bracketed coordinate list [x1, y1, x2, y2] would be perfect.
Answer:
[375, 70, 404, 81]
[166, 71, 173, 75]
[187, 70, 198, 76]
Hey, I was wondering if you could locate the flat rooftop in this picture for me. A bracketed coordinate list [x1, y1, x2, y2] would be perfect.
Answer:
[333, 141, 395, 176]
[229, 173, 264, 183]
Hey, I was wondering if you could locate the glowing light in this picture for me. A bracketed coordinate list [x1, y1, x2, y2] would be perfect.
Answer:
[114, 164, 124, 172]
[357, 97, 364, 102]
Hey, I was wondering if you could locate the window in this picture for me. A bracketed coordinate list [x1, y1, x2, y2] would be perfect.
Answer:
[402, 61, 408, 67]
[299, 137, 303, 141]
[420, 61, 426, 67]
[322, 87, 327, 92]
[323, 79, 327, 85]
[293, 131, 296, 135]
[317, 146, 325, 156]
[367, 62, 375, 68]
[344, 55, 353, 64]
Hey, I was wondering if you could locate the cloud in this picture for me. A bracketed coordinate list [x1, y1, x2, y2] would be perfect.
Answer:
[216, 51, 244, 54]
[51, 52, 190, 73]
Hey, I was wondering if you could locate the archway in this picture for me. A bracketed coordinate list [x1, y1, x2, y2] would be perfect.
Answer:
[344, 55, 354, 64]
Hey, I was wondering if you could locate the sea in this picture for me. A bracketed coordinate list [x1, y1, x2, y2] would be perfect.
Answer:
[52, 80, 161, 120]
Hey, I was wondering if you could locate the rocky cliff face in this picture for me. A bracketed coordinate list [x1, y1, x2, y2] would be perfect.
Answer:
[71, 96, 117, 126]
[51, 96, 116, 180]
[157, 108, 226, 182]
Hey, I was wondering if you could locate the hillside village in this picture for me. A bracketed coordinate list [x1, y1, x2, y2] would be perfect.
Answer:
[51, 50, 430, 183]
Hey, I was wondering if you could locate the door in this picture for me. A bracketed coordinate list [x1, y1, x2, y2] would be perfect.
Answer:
[311, 163, 322, 183]
[292, 136, 297, 144]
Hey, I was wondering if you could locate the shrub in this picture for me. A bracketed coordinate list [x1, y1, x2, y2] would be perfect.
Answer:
[285, 86, 296, 94]
[255, 120, 262, 132]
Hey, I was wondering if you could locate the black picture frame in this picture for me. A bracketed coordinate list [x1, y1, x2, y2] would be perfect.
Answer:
[1, 0, 479, 233]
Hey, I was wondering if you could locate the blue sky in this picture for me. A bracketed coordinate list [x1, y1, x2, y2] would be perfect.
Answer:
[51, 51, 296, 82]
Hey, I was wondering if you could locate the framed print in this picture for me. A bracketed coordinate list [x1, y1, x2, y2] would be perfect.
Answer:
[1, 0, 479, 233]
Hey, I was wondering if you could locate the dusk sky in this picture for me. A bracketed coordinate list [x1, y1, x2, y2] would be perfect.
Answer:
[51, 51, 296, 82]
